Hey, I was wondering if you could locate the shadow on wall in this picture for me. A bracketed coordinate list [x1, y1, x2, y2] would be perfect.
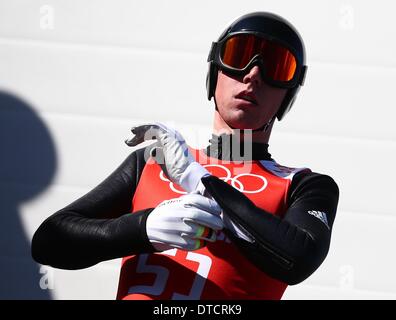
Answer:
[0, 91, 57, 299]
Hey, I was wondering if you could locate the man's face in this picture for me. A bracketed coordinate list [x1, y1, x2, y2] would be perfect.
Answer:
[214, 66, 288, 130]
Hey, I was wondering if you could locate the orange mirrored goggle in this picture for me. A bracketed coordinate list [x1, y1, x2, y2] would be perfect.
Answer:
[211, 33, 301, 87]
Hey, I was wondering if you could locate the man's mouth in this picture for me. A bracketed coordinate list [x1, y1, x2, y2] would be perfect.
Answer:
[235, 91, 258, 105]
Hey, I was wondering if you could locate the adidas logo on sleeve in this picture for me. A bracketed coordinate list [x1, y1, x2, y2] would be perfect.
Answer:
[307, 210, 330, 229]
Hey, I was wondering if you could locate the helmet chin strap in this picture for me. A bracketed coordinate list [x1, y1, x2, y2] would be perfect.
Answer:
[251, 116, 275, 132]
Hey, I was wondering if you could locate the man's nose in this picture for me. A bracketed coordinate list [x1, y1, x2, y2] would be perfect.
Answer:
[242, 65, 263, 86]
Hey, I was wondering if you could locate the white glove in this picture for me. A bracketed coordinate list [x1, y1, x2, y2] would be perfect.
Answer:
[125, 122, 209, 193]
[146, 193, 223, 251]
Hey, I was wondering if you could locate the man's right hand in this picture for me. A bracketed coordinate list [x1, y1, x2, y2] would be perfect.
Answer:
[146, 193, 223, 252]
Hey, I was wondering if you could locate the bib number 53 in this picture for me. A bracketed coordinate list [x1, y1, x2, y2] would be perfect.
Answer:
[127, 249, 212, 299]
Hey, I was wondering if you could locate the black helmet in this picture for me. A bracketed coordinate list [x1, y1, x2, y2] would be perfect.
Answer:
[206, 12, 307, 121]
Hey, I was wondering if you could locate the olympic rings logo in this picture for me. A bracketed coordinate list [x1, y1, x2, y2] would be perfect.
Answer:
[159, 164, 268, 195]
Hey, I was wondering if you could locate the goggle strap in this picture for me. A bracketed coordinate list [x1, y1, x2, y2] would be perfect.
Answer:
[299, 65, 308, 86]
[207, 42, 217, 62]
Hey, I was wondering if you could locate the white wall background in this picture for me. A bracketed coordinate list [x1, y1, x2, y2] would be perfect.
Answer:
[0, 0, 395, 299]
